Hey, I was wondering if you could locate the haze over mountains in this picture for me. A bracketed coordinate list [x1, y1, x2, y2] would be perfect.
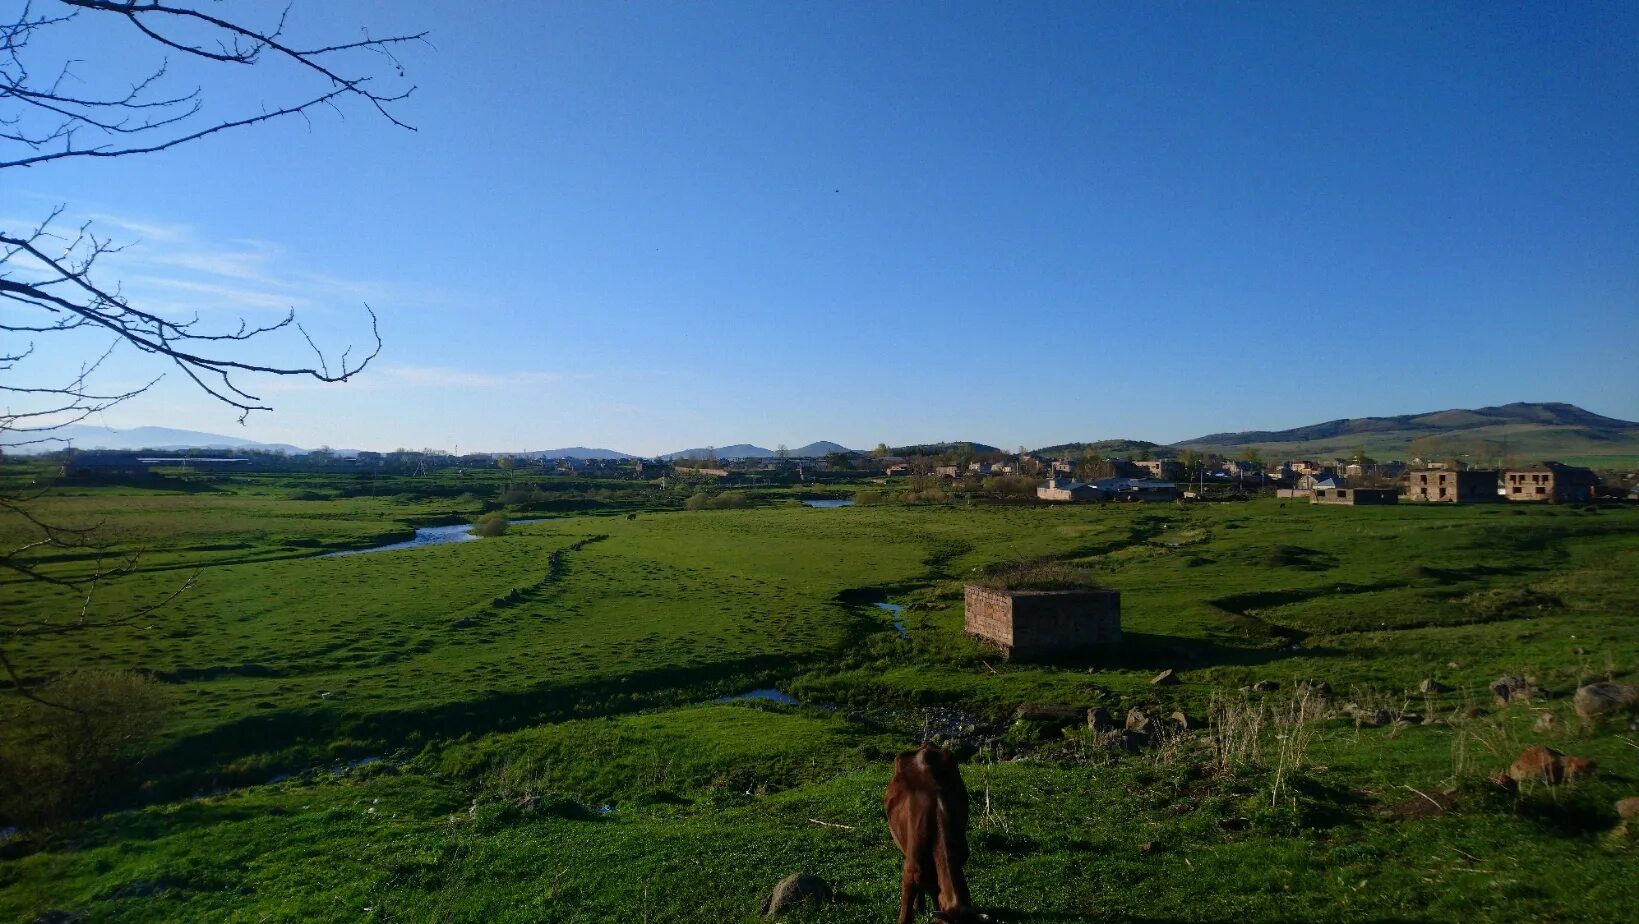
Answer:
[8, 403, 1635, 464]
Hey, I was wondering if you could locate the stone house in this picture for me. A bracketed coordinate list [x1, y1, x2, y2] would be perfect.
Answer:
[1037, 478, 1097, 502]
[1132, 459, 1184, 480]
[964, 584, 1121, 660]
[1501, 462, 1598, 503]
[1405, 468, 1498, 503]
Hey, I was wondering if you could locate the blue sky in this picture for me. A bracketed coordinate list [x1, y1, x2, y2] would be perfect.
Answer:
[6, 1, 1636, 454]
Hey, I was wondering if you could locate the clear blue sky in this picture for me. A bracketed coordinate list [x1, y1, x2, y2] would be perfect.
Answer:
[9, 0, 1637, 454]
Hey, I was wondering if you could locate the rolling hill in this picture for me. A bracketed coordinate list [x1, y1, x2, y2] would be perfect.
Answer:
[661, 441, 856, 460]
[1, 425, 310, 455]
[1175, 402, 1639, 466]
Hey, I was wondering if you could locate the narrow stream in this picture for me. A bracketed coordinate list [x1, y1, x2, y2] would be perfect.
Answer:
[324, 519, 545, 556]
[875, 601, 909, 639]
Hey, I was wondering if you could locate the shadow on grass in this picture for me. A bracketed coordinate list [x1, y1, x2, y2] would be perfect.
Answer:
[1021, 632, 1335, 672]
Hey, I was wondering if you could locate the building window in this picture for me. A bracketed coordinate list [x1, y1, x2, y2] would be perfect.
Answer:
[1439, 487, 1448, 498]
[1513, 487, 1521, 494]
[1536, 486, 1546, 495]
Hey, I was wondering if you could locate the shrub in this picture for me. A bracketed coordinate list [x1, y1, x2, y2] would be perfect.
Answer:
[472, 511, 509, 537]
[972, 560, 1102, 591]
[0, 670, 174, 826]
[684, 491, 749, 511]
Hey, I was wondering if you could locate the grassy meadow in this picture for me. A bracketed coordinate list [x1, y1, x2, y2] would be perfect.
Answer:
[2, 470, 1637, 922]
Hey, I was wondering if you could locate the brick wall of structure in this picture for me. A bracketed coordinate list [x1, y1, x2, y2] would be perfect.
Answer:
[964, 585, 1121, 659]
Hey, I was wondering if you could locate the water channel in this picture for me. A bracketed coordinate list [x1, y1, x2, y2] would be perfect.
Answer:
[324, 519, 544, 556]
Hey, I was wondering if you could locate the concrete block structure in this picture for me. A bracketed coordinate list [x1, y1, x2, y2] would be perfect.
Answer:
[1501, 462, 1598, 503]
[1405, 468, 1498, 503]
[964, 584, 1121, 660]
[1312, 487, 1398, 505]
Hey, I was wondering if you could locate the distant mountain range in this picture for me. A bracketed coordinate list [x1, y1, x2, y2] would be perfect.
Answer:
[1, 425, 310, 455]
[660, 441, 855, 460]
[515, 447, 637, 460]
[1175, 402, 1639, 464]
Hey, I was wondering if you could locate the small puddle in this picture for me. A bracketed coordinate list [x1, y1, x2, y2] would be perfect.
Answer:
[715, 688, 799, 706]
[875, 602, 909, 639]
[325, 519, 544, 556]
[800, 499, 853, 508]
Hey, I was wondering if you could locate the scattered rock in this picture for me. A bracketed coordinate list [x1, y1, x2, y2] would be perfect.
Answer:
[1417, 678, 1450, 694]
[1139, 840, 1159, 855]
[1491, 675, 1546, 706]
[1086, 707, 1114, 731]
[1507, 745, 1596, 786]
[1357, 708, 1392, 727]
[1573, 682, 1638, 723]
[1124, 708, 1154, 735]
[1169, 711, 1197, 731]
[1388, 789, 1460, 820]
[1297, 678, 1331, 696]
[1488, 770, 1518, 794]
[762, 873, 834, 916]
[1616, 797, 1639, 822]
[1252, 680, 1280, 692]
[1394, 712, 1424, 726]
[1151, 668, 1179, 686]
[1533, 712, 1558, 733]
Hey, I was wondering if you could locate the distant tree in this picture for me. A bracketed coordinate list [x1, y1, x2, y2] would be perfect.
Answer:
[775, 444, 790, 461]
[1136, 447, 1155, 462]
[825, 451, 852, 471]
[1243, 446, 1264, 469]
[872, 442, 891, 458]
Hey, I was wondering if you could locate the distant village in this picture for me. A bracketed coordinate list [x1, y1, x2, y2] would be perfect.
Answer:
[48, 440, 1632, 505]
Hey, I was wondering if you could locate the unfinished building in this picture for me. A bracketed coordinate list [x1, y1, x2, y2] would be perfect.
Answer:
[1405, 468, 1498, 503]
[964, 584, 1121, 660]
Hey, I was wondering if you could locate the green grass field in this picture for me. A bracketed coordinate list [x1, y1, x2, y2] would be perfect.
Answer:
[2, 474, 1636, 922]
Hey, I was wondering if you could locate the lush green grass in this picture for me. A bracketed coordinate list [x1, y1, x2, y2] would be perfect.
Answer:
[2, 477, 1637, 921]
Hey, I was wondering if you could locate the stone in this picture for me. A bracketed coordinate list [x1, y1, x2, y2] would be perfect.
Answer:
[1355, 708, 1391, 727]
[1533, 712, 1558, 733]
[1616, 797, 1639, 822]
[1297, 678, 1331, 696]
[1169, 711, 1197, 731]
[762, 873, 833, 916]
[1086, 707, 1114, 731]
[1124, 707, 1153, 735]
[1417, 678, 1450, 694]
[1138, 840, 1159, 855]
[1487, 770, 1518, 794]
[1573, 682, 1638, 723]
[1490, 675, 1545, 706]
[1151, 668, 1179, 686]
[1507, 745, 1596, 786]
[1395, 712, 1424, 726]
[1252, 680, 1280, 692]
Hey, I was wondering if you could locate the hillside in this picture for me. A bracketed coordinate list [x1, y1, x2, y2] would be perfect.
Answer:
[1033, 438, 1162, 457]
[1, 425, 309, 455]
[891, 441, 1002, 456]
[661, 441, 856, 460]
[520, 447, 637, 460]
[1176, 402, 1639, 466]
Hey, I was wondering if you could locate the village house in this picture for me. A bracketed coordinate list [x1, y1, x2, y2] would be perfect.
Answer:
[1289, 460, 1328, 476]
[1092, 477, 1180, 501]
[884, 463, 910, 476]
[935, 465, 961, 478]
[1405, 468, 1498, 503]
[1050, 460, 1076, 475]
[1297, 473, 1345, 491]
[1312, 486, 1398, 505]
[1132, 458, 1184, 480]
[967, 461, 993, 476]
[1037, 478, 1097, 502]
[1501, 462, 1598, 503]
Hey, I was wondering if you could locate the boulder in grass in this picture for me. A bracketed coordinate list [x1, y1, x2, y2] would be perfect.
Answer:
[1297, 678, 1331, 696]
[1616, 797, 1639, 822]
[1507, 745, 1596, 786]
[1151, 668, 1179, 686]
[1252, 680, 1280, 692]
[1491, 675, 1547, 706]
[1573, 682, 1638, 723]
[762, 874, 833, 916]
[1417, 678, 1450, 694]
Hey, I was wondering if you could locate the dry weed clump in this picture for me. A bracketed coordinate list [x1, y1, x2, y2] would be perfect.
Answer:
[1207, 690, 1325, 805]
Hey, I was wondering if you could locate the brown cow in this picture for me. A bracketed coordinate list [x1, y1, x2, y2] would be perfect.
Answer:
[884, 743, 982, 924]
